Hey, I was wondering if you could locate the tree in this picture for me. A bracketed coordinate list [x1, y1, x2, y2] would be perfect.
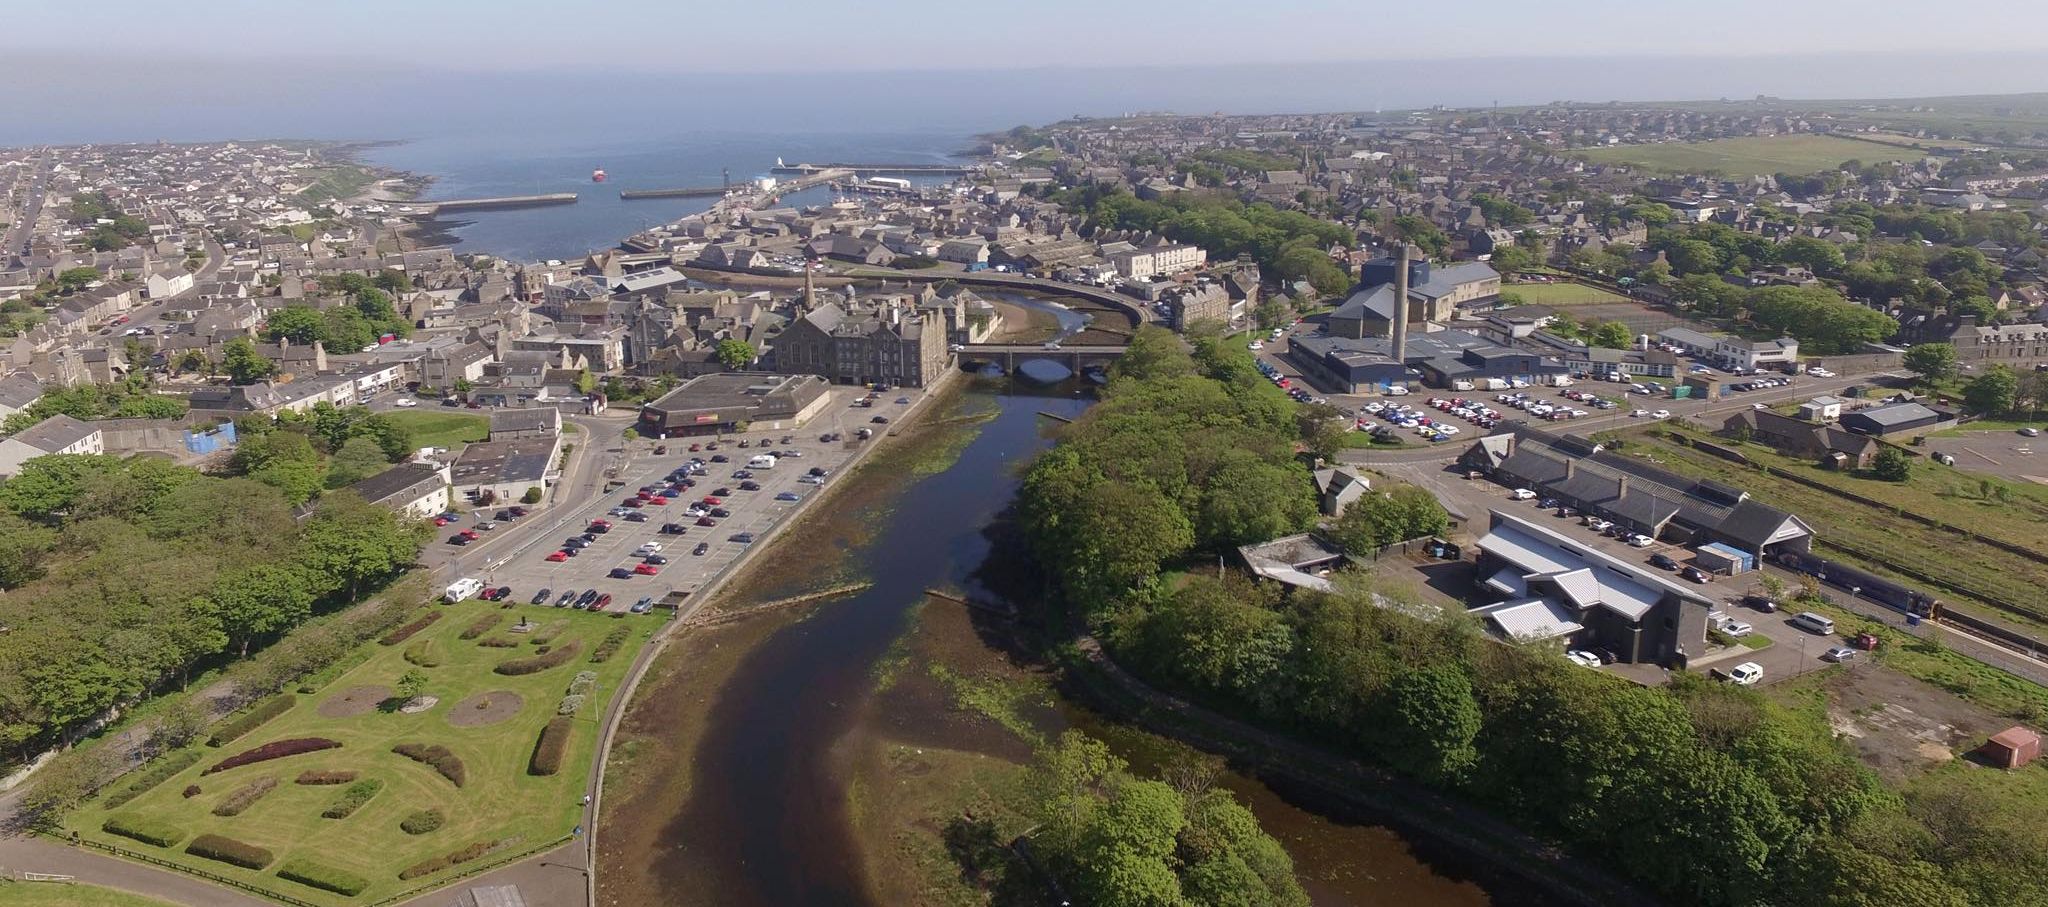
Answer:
[1253, 299, 1291, 330]
[395, 669, 429, 704]
[1109, 325, 1197, 383]
[1965, 366, 2020, 415]
[210, 563, 316, 657]
[325, 436, 391, 489]
[1327, 485, 1450, 554]
[521, 486, 544, 504]
[221, 337, 277, 385]
[262, 305, 325, 345]
[1902, 343, 1958, 385]
[1872, 447, 1912, 483]
[1590, 320, 1633, 350]
[1294, 402, 1349, 460]
[714, 337, 757, 370]
[1379, 664, 1482, 784]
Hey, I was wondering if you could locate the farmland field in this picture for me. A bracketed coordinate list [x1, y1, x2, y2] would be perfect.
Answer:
[1502, 281, 1629, 307]
[64, 598, 653, 905]
[1577, 134, 1922, 176]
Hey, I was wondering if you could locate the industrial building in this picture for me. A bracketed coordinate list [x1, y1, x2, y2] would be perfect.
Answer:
[1463, 427, 1815, 556]
[634, 372, 831, 438]
[1471, 510, 1717, 665]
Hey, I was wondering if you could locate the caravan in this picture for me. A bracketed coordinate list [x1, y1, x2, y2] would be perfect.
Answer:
[444, 577, 484, 603]
[747, 454, 778, 469]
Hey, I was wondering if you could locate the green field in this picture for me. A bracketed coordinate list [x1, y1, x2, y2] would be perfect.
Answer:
[0, 883, 179, 907]
[380, 410, 489, 452]
[1577, 134, 1923, 176]
[1502, 281, 1629, 307]
[294, 165, 378, 206]
[65, 598, 653, 905]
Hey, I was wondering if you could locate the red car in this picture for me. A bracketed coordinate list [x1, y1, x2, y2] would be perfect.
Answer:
[695, 516, 717, 527]
[688, 443, 702, 452]
[594, 593, 613, 610]
[589, 519, 612, 529]
[546, 550, 569, 562]
[644, 496, 667, 505]
[621, 498, 643, 507]
[634, 563, 660, 576]
[701, 496, 723, 506]
[458, 529, 480, 540]
[433, 516, 453, 527]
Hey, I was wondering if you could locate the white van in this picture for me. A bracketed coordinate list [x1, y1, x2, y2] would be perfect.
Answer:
[444, 577, 484, 603]
[747, 454, 778, 469]
[1788, 611, 1835, 635]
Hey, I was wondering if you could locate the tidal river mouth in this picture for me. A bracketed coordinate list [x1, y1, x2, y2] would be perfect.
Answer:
[596, 381, 1539, 906]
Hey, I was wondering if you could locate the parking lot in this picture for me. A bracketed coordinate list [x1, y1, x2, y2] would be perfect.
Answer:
[1923, 429, 2048, 482]
[440, 385, 922, 613]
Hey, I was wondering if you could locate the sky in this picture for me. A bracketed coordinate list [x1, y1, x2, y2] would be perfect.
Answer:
[15, 0, 2048, 71]
[5, 2, 2048, 145]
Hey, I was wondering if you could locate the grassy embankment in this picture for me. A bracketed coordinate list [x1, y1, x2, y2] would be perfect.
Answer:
[1621, 427, 2048, 717]
[64, 598, 650, 905]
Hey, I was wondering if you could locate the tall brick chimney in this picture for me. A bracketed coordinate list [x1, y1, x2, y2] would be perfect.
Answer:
[1390, 242, 1412, 364]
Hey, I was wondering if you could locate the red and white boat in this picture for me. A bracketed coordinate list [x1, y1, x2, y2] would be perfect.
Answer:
[591, 168, 607, 183]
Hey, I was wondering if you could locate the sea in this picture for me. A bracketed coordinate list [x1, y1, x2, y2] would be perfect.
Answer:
[361, 128, 974, 263]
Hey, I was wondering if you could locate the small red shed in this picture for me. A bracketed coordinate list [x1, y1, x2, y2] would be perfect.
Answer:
[1982, 726, 2041, 769]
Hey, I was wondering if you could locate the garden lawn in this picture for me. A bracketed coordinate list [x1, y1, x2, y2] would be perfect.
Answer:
[1503, 281, 1628, 307]
[379, 411, 489, 453]
[0, 883, 181, 907]
[1576, 134, 1919, 177]
[64, 599, 652, 906]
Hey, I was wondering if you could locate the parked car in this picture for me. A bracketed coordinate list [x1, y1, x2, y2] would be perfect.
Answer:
[545, 550, 569, 562]
[623, 511, 650, 522]
[1743, 594, 1780, 613]
[775, 491, 801, 502]
[1628, 534, 1656, 548]
[631, 597, 655, 614]
[693, 542, 710, 556]
[1681, 565, 1712, 583]
[634, 563, 660, 576]
[731, 532, 755, 544]
[555, 590, 577, 607]
[609, 567, 634, 579]
[661, 523, 687, 534]
[645, 554, 669, 565]
[1564, 650, 1603, 668]
[1718, 662, 1764, 685]
[1510, 488, 1537, 500]
[1718, 619, 1753, 638]
[1823, 646, 1859, 662]
[1649, 553, 1679, 570]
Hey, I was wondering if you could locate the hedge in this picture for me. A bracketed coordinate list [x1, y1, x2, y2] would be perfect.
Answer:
[494, 641, 580, 676]
[103, 813, 185, 848]
[459, 613, 501, 640]
[211, 775, 278, 817]
[588, 627, 631, 664]
[379, 611, 442, 646]
[528, 715, 574, 776]
[207, 694, 296, 747]
[295, 769, 357, 785]
[403, 640, 442, 668]
[400, 808, 445, 835]
[204, 737, 341, 775]
[103, 749, 203, 808]
[182, 784, 201, 798]
[391, 742, 467, 787]
[478, 636, 520, 648]
[321, 779, 382, 819]
[278, 857, 370, 897]
[186, 833, 273, 870]
[398, 837, 511, 880]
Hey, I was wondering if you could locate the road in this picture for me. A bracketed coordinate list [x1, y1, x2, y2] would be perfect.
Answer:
[4, 153, 50, 257]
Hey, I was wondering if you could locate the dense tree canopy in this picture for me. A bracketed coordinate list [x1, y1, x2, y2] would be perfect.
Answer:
[0, 455, 424, 755]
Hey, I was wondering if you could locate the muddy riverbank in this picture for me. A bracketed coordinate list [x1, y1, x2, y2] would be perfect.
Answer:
[596, 382, 1533, 906]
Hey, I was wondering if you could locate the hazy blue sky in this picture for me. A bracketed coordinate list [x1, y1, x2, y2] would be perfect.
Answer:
[17, 0, 2048, 71]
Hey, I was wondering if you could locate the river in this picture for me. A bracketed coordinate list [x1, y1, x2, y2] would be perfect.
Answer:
[603, 381, 1533, 906]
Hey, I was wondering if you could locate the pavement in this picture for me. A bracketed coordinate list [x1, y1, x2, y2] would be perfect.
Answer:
[0, 836, 276, 907]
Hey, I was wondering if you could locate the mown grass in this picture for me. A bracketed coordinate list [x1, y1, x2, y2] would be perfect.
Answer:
[1502, 281, 1629, 306]
[64, 599, 652, 905]
[378, 411, 489, 453]
[0, 883, 182, 907]
[1576, 134, 1920, 176]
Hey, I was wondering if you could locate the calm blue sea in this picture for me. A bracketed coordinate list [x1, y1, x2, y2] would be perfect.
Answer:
[362, 129, 972, 262]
